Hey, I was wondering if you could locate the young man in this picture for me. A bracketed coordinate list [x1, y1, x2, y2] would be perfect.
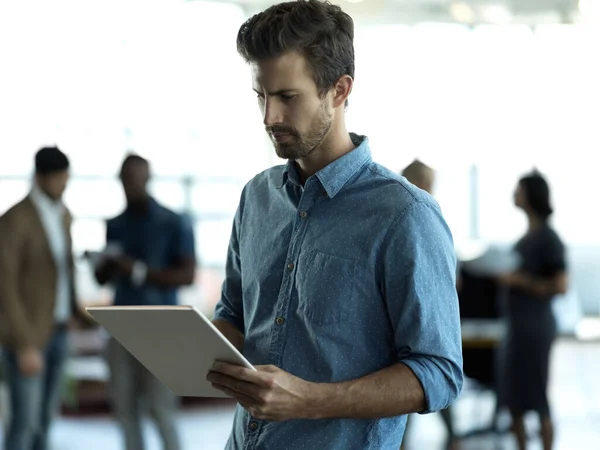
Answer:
[207, 1, 463, 449]
[0, 147, 88, 450]
[94, 154, 196, 450]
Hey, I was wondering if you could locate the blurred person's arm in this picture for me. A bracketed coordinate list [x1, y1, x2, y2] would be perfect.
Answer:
[498, 230, 568, 299]
[498, 271, 567, 298]
[93, 220, 120, 286]
[94, 216, 196, 288]
[96, 252, 196, 288]
[141, 258, 196, 287]
[135, 213, 196, 288]
[0, 214, 44, 375]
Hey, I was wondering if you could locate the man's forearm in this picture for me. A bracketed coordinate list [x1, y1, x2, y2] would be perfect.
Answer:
[513, 272, 567, 298]
[212, 319, 245, 353]
[144, 266, 195, 288]
[306, 363, 426, 420]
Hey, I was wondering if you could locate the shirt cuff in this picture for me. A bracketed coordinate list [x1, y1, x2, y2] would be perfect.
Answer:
[131, 261, 148, 286]
[401, 356, 458, 415]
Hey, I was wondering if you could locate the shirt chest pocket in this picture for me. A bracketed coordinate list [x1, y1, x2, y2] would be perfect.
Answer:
[296, 251, 357, 326]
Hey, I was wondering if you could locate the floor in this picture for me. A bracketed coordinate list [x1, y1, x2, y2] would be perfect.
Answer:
[1, 338, 599, 450]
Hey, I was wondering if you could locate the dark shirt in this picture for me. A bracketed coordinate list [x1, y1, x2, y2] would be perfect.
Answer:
[106, 198, 195, 306]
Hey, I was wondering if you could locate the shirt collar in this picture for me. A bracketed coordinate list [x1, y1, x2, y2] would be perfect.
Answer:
[125, 196, 160, 217]
[280, 133, 371, 198]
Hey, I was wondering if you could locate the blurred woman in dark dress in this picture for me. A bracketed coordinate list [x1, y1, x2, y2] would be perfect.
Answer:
[498, 172, 568, 450]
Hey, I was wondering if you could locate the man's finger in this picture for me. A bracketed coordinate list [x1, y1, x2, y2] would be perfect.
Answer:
[212, 362, 272, 387]
[254, 365, 279, 373]
[212, 383, 257, 407]
[207, 372, 266, 402]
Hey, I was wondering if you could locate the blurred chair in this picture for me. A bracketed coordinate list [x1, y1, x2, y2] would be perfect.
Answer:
[457, 268, 506, 438]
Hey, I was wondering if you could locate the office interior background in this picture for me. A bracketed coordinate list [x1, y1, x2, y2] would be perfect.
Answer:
[1, 0, 599, 449]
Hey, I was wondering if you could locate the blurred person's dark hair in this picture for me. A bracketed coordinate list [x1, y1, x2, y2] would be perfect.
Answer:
[119, 153, 149, 178]
[519, 171, 553, 221]
[35, 146, 69, 174]
[236, 0, 355, 107]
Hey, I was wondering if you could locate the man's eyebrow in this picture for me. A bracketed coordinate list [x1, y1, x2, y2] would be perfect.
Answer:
[253, 88, 298, 96]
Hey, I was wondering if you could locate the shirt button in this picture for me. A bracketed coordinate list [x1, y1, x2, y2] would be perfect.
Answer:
[287, 263, 295, 271]
[249, 421, 258, 431]
[299, 211, 307, 218]
[276, 317, 285, 325]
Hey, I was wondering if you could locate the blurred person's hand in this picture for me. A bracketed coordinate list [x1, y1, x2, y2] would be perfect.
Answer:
[18, 347, 44, 376]
[93, 255, 120, 285]
[497, 272, 555, 298]
[95, 255, 139, 282]
[497, 272, 529, 289]
[496, 272, 513, 286]
[112, 256, 135, 277]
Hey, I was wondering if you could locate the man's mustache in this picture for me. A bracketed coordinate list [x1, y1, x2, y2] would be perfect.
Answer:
[266, 126, 298, 135]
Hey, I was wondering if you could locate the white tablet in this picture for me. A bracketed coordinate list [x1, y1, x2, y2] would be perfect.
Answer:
[85, 305, 254, 398]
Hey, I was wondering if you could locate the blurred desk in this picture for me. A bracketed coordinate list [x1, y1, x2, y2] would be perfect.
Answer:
[462, 319, 507, 349]
[458, 319, 506, 439]
[461, 318, 505, 385]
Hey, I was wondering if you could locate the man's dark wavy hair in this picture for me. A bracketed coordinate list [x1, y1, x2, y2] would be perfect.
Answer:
[237, 0, 355, 106]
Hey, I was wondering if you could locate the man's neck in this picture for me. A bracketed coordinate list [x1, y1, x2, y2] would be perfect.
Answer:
[32, 182, 61, 205]
[127, 196, 150, 214]
[296, 125, 355, 183]
[527, 213, 545, 232]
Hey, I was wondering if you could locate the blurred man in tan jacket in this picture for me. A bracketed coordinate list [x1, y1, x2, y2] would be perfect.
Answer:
[0, 147, 87, 450]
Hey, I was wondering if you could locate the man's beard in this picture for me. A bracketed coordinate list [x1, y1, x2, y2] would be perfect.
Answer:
[267, 102, 333, 160]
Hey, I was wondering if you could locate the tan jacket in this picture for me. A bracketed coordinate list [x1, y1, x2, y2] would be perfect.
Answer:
[0, 196, 79, 350]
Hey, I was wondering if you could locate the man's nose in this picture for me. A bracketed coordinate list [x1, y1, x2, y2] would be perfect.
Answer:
[263, 97, 283, 127]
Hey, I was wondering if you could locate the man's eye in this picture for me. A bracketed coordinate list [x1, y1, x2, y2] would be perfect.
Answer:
[281, 95, 296, 101]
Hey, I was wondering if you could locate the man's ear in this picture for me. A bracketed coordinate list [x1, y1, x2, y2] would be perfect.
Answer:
[332, 75, 353, 109]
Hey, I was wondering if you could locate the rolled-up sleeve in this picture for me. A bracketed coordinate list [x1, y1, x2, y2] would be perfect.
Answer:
[381, 200, 463, 414]
[213, 189, 246, 333]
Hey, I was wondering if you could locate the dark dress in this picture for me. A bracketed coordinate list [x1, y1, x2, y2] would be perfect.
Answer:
[501, 224, 566, 417]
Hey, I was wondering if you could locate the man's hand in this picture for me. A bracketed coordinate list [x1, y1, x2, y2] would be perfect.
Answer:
[17, 347, 43, 376]
[207, 362, 316, 422]
[95, 255, 138, 284]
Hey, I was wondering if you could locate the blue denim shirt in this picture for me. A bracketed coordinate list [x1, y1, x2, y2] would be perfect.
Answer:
[106, 198, 196, 306]
[214, 134, 463, 450]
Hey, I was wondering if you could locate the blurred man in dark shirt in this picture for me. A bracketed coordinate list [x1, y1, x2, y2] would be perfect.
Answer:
[94, 154, 196, 450]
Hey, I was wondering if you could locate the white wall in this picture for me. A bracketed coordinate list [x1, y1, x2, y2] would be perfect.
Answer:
[1, 4, 599, 313]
